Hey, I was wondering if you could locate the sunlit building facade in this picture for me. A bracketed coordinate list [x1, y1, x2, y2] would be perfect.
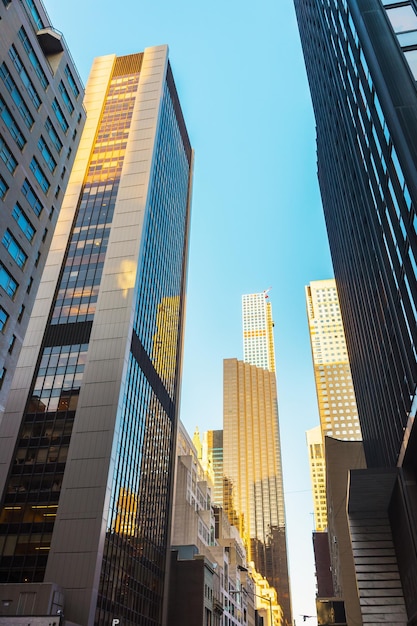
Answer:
[305, 279, 361, 442]
[223, 357, 291, 625]
[242, 291, 275, 373]
[202, 429, 223, 506]
[0, 46, 192, 626]
[306, 426, 327, 532]
[0, 0, 85, 415]
[305, 280, 361, 532]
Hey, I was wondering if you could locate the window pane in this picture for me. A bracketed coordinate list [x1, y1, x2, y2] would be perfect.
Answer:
[386, 5, 417, 33]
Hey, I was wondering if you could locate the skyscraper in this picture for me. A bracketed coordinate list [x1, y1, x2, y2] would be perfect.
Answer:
[0, 0, 85, 414]
[0, 45, 192, 626]
[242, 291, 275, 372]
[294, 0, 417, 618]
[305, 279, 361, 444]
[306, 426, 327, 532]
[294, 0, 417, 469]
[305, 279, 361, 532]
[223, 292, 291, 625]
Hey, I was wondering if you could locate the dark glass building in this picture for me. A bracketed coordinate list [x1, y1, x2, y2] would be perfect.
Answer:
[0, 47, 193, 626]
[294, 0, 417, 619]
[0, 0, 85, 416]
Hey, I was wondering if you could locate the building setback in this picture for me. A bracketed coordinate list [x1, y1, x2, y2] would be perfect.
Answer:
[0, 46, 193, 626]
[294, 0, 417, 619]
[0, 0, 85, 414]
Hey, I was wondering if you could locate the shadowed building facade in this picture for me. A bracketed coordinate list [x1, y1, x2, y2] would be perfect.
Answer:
[294, 0, 417, 620]
[0, 46, 192, 626]
[0, 0, 85, 415]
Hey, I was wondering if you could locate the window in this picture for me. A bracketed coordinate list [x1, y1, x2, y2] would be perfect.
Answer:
[65, 65, 80, 99]
[0, 134, 17, 173]
[12, 204, 35, 242]
[404, 49, 417, 79]
[17, 304, 25, 322]
[0, 63, 34, 129]
[2, 229, 28, 269]
[30, 157, 50, 193]
[59, 81, 74, 114]
[0, 307, 9, 332]
[52, 98, 68, 133]
[18, 28, 49, 90]
[0, 264, 18, 298]
[8, 334, 16, 354]
[0, 368, 6, 389]
[22, 179, 43, 216]
[8, 45, 41, 110]
[386, 4, 417, 33]
[26, 276, 33, 294]
[45, 118, 62, 153]
[0, 175, 7, 200]
[24, 0, 44, 29]
[38, 136, 56, 173]
[0, 95, 26, 149]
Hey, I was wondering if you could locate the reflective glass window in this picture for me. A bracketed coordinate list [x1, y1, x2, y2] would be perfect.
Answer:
[22, 178, 43, 216]
[0, 263, 18, 298]
[8, 45, 41, 110]
[30, 157, 49, 193]
[0, 176, 7, 199]
[0, 134, 17, 173]
[2, 230, 27, 269]
[0, 63, 34, 129]
[404, 49, 417, 78]
[18, 28, 49, 90]
[12, 204, 35, 242]
[386, 5, 417, 33]
[0, 95, 26, 150]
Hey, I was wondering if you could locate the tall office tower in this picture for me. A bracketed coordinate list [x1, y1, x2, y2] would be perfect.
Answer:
[306, 426, 327, 531]
[242, 291, 276, 372]
[294, 0, 417, 618]
[305, 280, 361, 530]
[0, 46, 192, 626]
[202, 429, 224, 506]
[223, 357, 291, 625]
[306, 279, 361, 442]
[0, 0, 85, 414]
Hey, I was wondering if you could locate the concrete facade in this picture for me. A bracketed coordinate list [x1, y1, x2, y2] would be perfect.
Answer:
[0, 0, 85, 414]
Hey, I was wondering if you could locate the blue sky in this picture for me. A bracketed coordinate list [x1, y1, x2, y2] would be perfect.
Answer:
[45, 0, 334, 621]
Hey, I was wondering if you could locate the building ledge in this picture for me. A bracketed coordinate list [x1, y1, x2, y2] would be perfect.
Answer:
[36, 28, 64, 55]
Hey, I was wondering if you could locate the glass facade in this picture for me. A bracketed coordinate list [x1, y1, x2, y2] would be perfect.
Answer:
[0, 50, 192, 626]
[294, 0, 417, 466]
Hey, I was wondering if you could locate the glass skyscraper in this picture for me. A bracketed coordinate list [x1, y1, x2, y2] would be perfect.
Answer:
[0, 47, 192, 626]
[294, 0, 417, 618]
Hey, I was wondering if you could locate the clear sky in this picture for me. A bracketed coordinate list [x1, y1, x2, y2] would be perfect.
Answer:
[45, 0, 334, 622]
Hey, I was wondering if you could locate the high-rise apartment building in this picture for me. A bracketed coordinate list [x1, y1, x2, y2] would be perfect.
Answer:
[0, 0, 85, 415]
[201, 429, 224, 506]
[223, 292, 291, 625]
[0, 46, 192, 626]
[306, 426, 327, 531]
[242, 291, 276, 372]
[306, 279, 361, 443]
[305, 279, 361, 532]
[294, 0, 417, 618]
